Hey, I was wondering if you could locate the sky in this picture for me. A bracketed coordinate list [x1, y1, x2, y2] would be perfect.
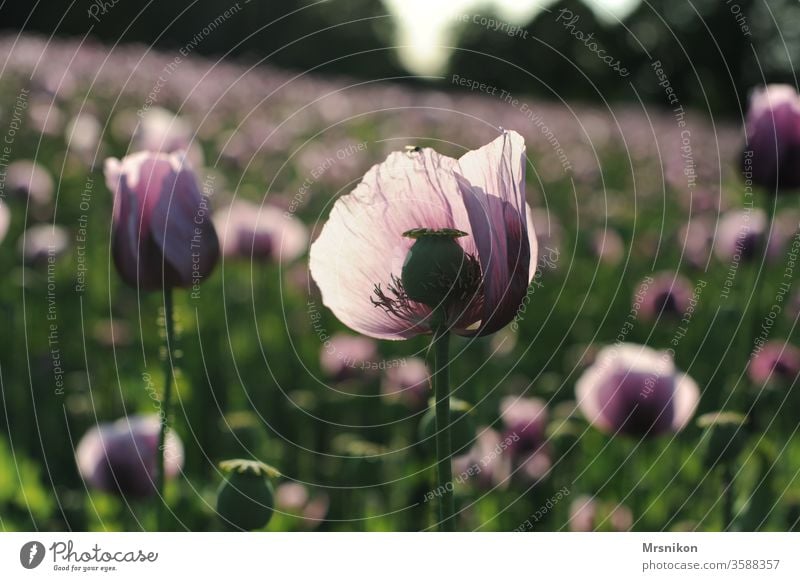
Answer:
[382, 0, 642, 76]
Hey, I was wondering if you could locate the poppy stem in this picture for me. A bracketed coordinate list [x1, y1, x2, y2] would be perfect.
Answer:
[432, 323, 454, 531]
[156, 288, 175, 531]
[722, 461, 735, 530]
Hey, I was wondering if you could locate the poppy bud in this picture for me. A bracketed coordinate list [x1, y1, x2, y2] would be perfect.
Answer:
[401, 229, 480, 311]
[104, 151, 219, 291]
[418, 397, 475, 455]
[216, 459, 279, 531]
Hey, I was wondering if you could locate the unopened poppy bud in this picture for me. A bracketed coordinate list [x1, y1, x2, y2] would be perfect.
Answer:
[216, 459, 279, 531]
[418, 397, 475, 455]
[697, 412, 747, 468]
[401, 229, 479, 311]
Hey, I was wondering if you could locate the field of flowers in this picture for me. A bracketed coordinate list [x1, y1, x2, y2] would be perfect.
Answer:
[0, 33, 798, 532]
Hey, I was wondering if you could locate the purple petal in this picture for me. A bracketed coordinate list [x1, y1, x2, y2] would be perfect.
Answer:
[309, 147, 476, 340]
[455, 130, 536, 336]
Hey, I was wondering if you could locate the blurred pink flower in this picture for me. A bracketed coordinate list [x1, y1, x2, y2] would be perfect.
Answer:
[452, 428, 511, 491]
[500, 396, 551, 482]
[380, 357, 430, 408]
[635, 272, 695, 321]
[590, 228, 624, 266]
[576, 344, 699, 437]
[742, 84, 800, 192]
[104, 151, 219, 291]
[309, 130, 537, 340]
[569, 495, 597, 532]
[66, 111, 102, 157]
[0, 203, 9, 245]
[714, 209, 767, 263]
[274, 482, 329, 530]
[320, 333, 378, 382]
[18, 224, 69, 264]
[75, 415, 183, 498]
[749, 341, 800, 386]
[214, 200, 308, 263]
[135, 107, 192, 153]
[6, 160, 54, 208]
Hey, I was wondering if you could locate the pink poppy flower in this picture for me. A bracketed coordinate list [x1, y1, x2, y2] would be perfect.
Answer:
[381, 357, 430, 408]
[75, 415, 183, 498]
[214, 200, 308, 263]
[576, 344, 700, 437]
[499, 396, 551, 482]
[635, 272, 695, 321]
[742, 84, 800, 191]
[104, 151, 219, 291]
[749, 341, 800, 386]
[319, 333, 378, 382]
[309, 130, 537, 340]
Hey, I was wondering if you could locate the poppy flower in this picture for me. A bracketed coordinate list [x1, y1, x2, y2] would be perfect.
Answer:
[309, 130, 536, 340]
[499, 396, 551, 482]
[742, 84, 800, 192]
[749, 341, 800, 386]
[214, 200, 307, 263]
[319, 333, 378, 382]
[381, 357, 430, 408]
[104, 151, 219, 291]
[18, 224, 69, 264]
[75, 415, 183, 498]
[576, 344, 700, 437]
[714, 209, 767, 263]
[635, 272, 695, 321]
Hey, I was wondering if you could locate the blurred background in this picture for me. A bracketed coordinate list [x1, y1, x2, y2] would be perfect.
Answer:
[2, 0, 799, 116]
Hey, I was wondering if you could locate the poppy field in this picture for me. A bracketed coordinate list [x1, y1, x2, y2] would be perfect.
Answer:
[0, 28, 799, 534]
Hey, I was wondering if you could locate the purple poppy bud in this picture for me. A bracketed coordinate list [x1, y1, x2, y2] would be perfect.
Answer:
[499, 396, 547, 457]
[104, 151, 219, 291]
[742, 85, 800, 192]
[75, 415, 183, 498]
[576, 344, 700, 438]
[749, 341, 800, 386]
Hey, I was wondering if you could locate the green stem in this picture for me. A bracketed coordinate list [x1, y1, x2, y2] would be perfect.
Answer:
[432, 325, 454, 531]
[156, 288, 175, 531]
[722, 462, 734, 530]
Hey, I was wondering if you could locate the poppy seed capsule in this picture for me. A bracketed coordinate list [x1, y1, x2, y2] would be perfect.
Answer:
[216, 459, 279, 531]
[401, 229, 478, 310]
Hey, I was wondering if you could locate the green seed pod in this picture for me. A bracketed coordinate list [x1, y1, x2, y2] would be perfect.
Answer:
[697, 411, 747, 468]
[400, 229, 478, 308]
[418, 398, 475, 455]
[216, 459, 279, 531]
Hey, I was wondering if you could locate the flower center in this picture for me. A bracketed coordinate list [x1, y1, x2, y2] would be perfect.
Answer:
[371, 228, 482, 324]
